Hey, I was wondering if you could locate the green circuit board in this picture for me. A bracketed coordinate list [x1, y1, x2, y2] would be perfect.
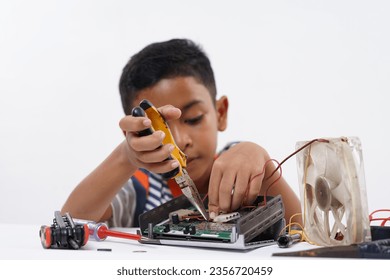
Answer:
[141, 206, 245, 242]
[152, 220, 234, 241]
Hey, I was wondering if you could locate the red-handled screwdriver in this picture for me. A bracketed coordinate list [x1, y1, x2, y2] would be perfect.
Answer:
[73, 219, 141, 242]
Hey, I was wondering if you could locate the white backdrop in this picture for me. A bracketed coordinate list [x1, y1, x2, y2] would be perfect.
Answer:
[1, 0, 389, 225]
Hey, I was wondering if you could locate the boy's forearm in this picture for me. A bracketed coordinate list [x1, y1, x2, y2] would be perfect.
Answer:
[61, 141, 137, 222]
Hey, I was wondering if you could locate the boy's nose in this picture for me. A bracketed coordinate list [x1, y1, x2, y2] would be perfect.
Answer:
[169, 124, 192, 152]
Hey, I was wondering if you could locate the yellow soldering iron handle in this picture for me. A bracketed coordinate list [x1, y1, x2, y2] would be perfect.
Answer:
[131, 99, 187, 179]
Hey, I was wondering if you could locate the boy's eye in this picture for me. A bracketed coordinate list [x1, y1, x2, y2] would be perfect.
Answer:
[184, 115, 204, 125]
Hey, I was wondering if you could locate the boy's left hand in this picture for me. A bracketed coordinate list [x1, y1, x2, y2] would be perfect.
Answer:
[207, 142, 269, 219]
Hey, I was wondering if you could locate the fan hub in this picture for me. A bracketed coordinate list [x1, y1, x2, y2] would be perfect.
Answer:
[315, 176, 332, 211]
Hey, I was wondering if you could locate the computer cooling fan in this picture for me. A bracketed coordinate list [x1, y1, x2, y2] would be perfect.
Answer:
[296, 137, 371, 246]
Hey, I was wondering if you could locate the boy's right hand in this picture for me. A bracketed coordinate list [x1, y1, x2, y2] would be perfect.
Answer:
[119, 105, 182, 174]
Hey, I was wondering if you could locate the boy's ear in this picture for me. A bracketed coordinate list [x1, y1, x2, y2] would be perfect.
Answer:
[216, 95, 228, 131]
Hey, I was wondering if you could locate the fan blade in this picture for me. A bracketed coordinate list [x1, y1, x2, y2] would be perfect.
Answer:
[305, 164, 317, 190]
[309, 144, 326, 175]
[324, 210, 331, 243]
[331, 205, 346, 239]
[323, 144, 342, 184]
[331, 181, 350, 209]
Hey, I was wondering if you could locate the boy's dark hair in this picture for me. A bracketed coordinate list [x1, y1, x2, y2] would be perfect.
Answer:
[119, 39, 217, 115]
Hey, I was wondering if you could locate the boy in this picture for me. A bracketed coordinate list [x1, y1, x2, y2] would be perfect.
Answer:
[62, 39, 301, 226]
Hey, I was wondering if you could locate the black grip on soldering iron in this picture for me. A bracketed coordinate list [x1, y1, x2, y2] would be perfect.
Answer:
[131, 106, 155, 136]
[131, 105, 180, 179]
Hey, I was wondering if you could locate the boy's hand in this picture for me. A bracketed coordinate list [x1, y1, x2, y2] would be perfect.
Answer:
[207, 142, 269, 219]
[119, 105, 181, 174]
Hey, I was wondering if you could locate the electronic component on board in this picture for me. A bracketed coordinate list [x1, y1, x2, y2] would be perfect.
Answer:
[213, 212, 240, 223]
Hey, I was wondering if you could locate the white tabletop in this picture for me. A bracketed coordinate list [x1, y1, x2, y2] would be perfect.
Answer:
[2, 223, 387, 280]
[0, 223, 316, 260]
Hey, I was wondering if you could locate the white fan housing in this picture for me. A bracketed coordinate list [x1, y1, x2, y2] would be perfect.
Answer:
[296, 137, 371, 246]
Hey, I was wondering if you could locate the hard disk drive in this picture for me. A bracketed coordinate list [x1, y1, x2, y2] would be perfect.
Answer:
[138, 195, 285, 250]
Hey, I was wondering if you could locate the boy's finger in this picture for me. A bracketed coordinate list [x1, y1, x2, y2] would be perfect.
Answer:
[244, 171, 264, 206]
[218, 172, 236, 212]
[119, 115, 151, 132]
[207, 168, 222, 220]
[128, 131, 165, 152]
[140, 160, 180, 175]
[136, 144, 175, 163]
[230, 170, 251, 211]
[158, 105, 181, 121]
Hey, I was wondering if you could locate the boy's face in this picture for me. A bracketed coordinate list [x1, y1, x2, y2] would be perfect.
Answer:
[133, 76, 228, 192]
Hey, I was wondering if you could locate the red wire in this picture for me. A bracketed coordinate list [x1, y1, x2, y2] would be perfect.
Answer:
[265, 160, 283, 198]
[369, 209, 390, 226]
[247, 158, 281, 206]
[369, 209, 390, 217]
[267, 138, 329, 179]
[370, 218, 390, 226]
